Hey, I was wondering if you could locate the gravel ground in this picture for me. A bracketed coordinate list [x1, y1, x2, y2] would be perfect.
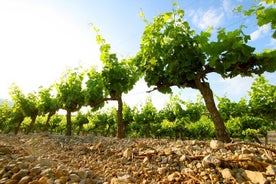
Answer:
[0, 133, 276, 184]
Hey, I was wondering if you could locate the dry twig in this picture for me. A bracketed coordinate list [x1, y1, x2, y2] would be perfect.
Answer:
[225, 141, 276, 154]
[182, 172, 202, 183]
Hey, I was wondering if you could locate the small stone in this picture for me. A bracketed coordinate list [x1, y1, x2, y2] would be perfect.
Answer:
[182, 167, 194, 174]
[55, 165, 68, 178]
[22, 156, 36, 162]
[110, 178, 119, 184]
[4, 179, 18, 184]
[161, 156, 168, 164]
[266, 165, 276, 175]
[5, 164, 16, 171]
[209, 173, 219, 182]
[18, 176, 32, 184]
[38, 176, 48, 183]
[11, 169, 29, 180]
[0, 168, 5, 176]
[40, 168, 54, 178]
[157, 167, 166, 175]
[55, 176, 68, 184]
[123, 148, 132, 159]
[16, 162, 29, 170]
[179, 154, 187, 162]
[111, 174, 135, 184]
[164, 148, 172, 155]
[28, 181, 41, 184]
[167, 172, 181, 181]
[38, 157, 52, 167]
[195, 162, 202, 169]
[3, 171, 13, 178]
[10, 166, 20, 174]
[210, 140, 224, 150]
[69, 173, 80, 182]
[0, 146, 12, 154]
[143, 156, 149, 164]
[29, 166, 42, 176]
[77, 168, 87, 179]
[202, 154, 221, 168]
[220, 168, 234, 180]
[220, 148, 228, 154]
[0, 178, 9, 184]
[244, 170, 267, 184]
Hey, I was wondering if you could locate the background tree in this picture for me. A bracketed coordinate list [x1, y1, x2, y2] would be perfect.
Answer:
[122, 103, 134, 136]
[88, 107, 117, 136]
[55, 68, 85, 136]
[95, 31, 139, 138]
[38, 86, 60, 131]
[217, 96, 248, 122]
[131, 97, 158, 137]
[0, 100, 12, 133]
[74, 112, 89, 135]
[9, 84, 39, 134]
[248, 75, 276, 127]
[84, 67, 107, 110]
[136, 5, 276, 142]
[238, 0, 276, 38]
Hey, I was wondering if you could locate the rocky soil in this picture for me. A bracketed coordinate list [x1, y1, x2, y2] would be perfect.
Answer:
[0, 133, 276, 184]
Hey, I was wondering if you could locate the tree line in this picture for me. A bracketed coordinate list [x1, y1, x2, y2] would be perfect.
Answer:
[0, 1, 275, 142]
[0, 75, 275, 142]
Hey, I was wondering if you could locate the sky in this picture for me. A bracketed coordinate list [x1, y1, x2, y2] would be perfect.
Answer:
[0, 0, 275, 109]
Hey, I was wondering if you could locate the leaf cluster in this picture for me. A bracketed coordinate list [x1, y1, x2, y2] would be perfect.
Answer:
[136, 5, 276, 94]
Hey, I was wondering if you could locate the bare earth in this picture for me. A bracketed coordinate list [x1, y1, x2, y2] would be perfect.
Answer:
[0, 133, 276, 184]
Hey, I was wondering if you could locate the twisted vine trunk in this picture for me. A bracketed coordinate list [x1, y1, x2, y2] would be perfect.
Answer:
[43, 111, 55, 132]
[66, 110, 72, 136]
[195, 78, 231, 142]
[27, 109, 39, 134]
[116, 96, 125, 138]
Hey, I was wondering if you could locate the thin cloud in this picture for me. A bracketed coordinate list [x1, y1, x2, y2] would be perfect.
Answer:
[268, 38, 276, 49]
[250, 24, 271, 41]
[189, 8, 224, 30]
[222, 0, 233, 13]
[218, 76, 254, 99]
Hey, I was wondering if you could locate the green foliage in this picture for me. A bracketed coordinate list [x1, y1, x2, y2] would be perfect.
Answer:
[206, 28, 258, 78]
[242, 0, 276, 38]
[55, 68, 85, 135]
[136, 5, 276, 142]
[38, 86, 60, 117]
[9, 84, 39, 118]
[93, 28, 139, 138]
[248, 75, 276, 124]
[158, 118, 186, 139]
[95, 33, 138, 98]
[183, 97, 207, 122]
[8, 84, 39, 133]
[73, 112, 89, 135]
[226, 115, 266, 139]
[56, 68, 84, 112]
[137, 8, 205, 91]
[75, 112, 89, 126]
[0, 100, 12, 133]
[84, 67, 106, 110]
[185, 116, 215, 140]
[88, 107, 117, 136]
[217, 96, 248, 122]
[130, 97, 158, 137]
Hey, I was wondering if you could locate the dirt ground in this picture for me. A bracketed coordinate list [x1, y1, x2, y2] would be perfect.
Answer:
[0, 133, 276, 183]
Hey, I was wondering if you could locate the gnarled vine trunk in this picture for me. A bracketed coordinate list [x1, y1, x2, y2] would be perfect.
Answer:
[66, 110, 72, 136]
[44, 111, 55, 131]
[116, 96, 125, 138]
[195, 78, 231, 142]
[27, 110, 39, 134]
